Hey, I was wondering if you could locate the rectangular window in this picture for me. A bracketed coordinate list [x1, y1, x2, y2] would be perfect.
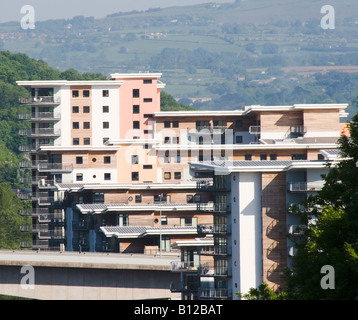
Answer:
[144, 114, 153, 118]
[132, 172, 139, 181]
[72, 106, 79, 113]
[83, 106, 90, 113]
[83, 138, 90, 145]
[175, 154, 181, 163]
[144, 130, 153, 134]
[73, 138, 79, 145]
[104, 173, 111, 181]
[245, 154, 252, 161]
[133, 105, 140, 114]
[164, 172, 171, 180]
[93, 193, 104, 203]
[103, 106, 109, 113]
[174, 172, 181, 180]
[83, 122, 90, 129]
[103, 122, 110, 129]
[161, 216, 168, 225]
[143, 165, 153, 169]
[173, 137, 180, 144]
[292, 154, 307, 160]
[133, 121, 140, 129]
[132, 155, 139, 165]
[270, 154, 277, 161]
[83, 90, 90, 98]
[103, 90, 109, 97]
[76, 157, 83, 164]
[143, 98, 152, 103]
[72, 90, 79, 98]
[144, 144, 152, 149]
[172, 121, 179, 128]
[164, 121, 171, 128]
[103, 137, 109, 144]
[135, 195, 142, 203]
[73, 122, 79, 129]
[76, 173, 83, 181]
[260, 154, 267, 160]
[104, 156, 111, 164]
[133, 89, 140, 98]
[164, 153, 170, 163]
[143, 79, 152, 84]
[164, 137, 170, 144]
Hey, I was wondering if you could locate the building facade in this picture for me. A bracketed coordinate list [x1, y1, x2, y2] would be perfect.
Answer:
[17, 73, 348, 298]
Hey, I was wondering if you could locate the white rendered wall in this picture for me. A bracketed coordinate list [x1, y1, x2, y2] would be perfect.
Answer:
[231, 172, 263, 297]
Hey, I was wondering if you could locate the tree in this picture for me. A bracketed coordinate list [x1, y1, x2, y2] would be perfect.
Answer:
[286, 99, 358, 299]
[237, 282, 287, 300]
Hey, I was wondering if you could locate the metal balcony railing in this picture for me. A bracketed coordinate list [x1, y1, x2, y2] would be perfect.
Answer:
[288, 182, 322, 192]
[197, 224, 231, 235]
[19, 128, 61, 137]
[19, 112, 61, 121]
[197, 203, 231, 213]
[170, 261, 199, 272]
[38, 163, 73, 172]
[19, 96, 61, 105]
[199, 288, 231, 299]
[290, 125, 307, 134]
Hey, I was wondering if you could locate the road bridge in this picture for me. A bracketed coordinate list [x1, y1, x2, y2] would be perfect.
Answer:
[0, 251, 180, 300]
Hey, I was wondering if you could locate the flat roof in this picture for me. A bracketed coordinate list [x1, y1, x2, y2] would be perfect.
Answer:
[16, 80, 124, 87]
[109, 73, 162, 79]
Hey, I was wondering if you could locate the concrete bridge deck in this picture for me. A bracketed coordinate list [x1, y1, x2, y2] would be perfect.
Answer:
[0, 251, 181, 300]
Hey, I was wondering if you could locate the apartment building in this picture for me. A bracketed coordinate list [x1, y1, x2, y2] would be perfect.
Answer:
[17, 73, 348, 298]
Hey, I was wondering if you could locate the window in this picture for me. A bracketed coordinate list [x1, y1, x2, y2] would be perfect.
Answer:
[164, 172, 171, 180]
[133, 105, 140, 114]
[173, 137, 180, 144]
[103, 90, 109, 97]
[133, 121, 140, 129]
[132, 155, 139, 164]
[318, 154, 325, 160]
[144, 130, 153, 134]
[260, 154, 267, 160]
[76, 173, 83, 181]
[93, 193, 104, 203]
[143, 98, 152, 103]
[144, 114, 153, 118]
[132, 172, 139, 181]
[161, 216, 168, 225]
[174, 172, 181, 180]
[172, 121, 179, 128]
[103, 137, 109, 144]
[72, 90, 79, 98]
[144, 144, 152, 149]
[103, 106, 109, 113]
[181, 217, 195, 227]
[73, 122, 79, 129]
[245, 154, 252, 161]
[164, 137, 170, 144]
[270, 154, 277, 160]
[143, 165, 152, 169]
[73, 138, 79, 145]
[83, 122, 90, 129]
[164, 153, 170, 163]
[104, 173, 111, 181]
[83, 106, 90, 113]
[72, 106, 79, 113]
[76, 157, 83, 164]
[175, 154, 181, 163]
[103, 122, 109, 129]
[164, 121, 171, 128]
[83, 138, 90, 145]
[187, 195, 194, 203]
[133, 89, 140, 98]
[143, 79, 152, 84]
[83, 90, 90, 97]
[104, 156, 111, 164]
[235, 136, 243, 144]
[292, 154, 307, 160]
[135, 195, 142, 203]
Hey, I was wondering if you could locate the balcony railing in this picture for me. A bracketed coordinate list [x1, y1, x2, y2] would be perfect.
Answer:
[288, 182, 322, 192]
[38, 179, 56, 189]
[199, 288, 232, 299]
[290, 125, 307, 134]
[196, 181, 230, 192]
[170, 261, 199, 272]
[19, 112, 61, 121]
[197, 224, 231, 235]
[249, 126, 261, 134]
[19, 96, 61, 105]
[20, 225, 65, 239]
[19, 142, 54, 153]
[197, 203, 231, 213]
[19, 128, 61, 137]
[170, 281, 199, 293]
[38, 163, 73, 172]
[200, 245, 231, 256]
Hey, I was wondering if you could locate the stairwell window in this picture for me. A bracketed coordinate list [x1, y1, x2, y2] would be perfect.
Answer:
[133, 89, 140, 98]
[103, 90, 109, 97]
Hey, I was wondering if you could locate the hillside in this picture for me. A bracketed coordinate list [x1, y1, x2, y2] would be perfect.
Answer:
[0, 0, 357, 114]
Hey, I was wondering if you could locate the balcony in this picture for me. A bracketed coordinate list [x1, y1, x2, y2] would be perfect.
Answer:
[196, 181, 230, 192]
[19, 112, 61, 122]
[170, 261, 199, 272]
[38, 163, 73, 173]
[20, 224, 65, 239]
[200, 245, 231, 256]
[170, 281, 199, 293]
[20, 208, 63, 222]
[249, 126, 261, 134]
[197, 224, 231, 235]
[38, 179, 56, 190]
[19, 142, 54, 153]
[197, 203, 231, 214]
[288, 225, 307, 236]
[290, 125, 307, 136]
[199, 288, 232, 299]
[19, 96, 61, 105]
[19, 128, 61, 138]
[288, 182, 322, 192]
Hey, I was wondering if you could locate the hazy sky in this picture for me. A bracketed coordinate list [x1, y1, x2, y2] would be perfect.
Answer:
[3, 0, 233, 23]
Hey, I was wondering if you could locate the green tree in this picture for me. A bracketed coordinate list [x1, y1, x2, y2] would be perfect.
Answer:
[237, 282, 287, 300]
[287, 99, 358, 299]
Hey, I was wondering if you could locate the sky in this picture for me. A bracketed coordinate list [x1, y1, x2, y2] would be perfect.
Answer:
[2, 0, 233, 23]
